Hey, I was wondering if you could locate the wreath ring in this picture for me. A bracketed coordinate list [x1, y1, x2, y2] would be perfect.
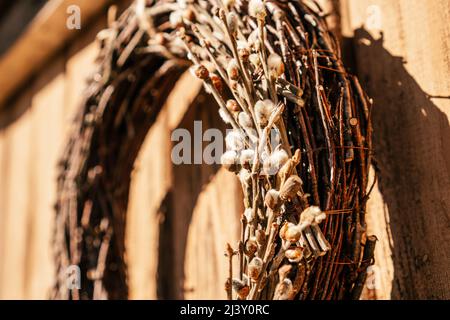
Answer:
[53, 0, 375, 300]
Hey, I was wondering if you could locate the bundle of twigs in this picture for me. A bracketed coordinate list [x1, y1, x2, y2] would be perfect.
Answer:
[53, 0, 375, 300]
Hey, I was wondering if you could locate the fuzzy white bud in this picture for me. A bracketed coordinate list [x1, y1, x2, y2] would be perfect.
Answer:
[285, 247, 303, 263]
[238, 112, 253, 129]
[249, 53, 261, 68]
[176, 0, 189, 9]
[264, 189, 280, 210]
[219, 108, 233, 124]
[237, 40, 249, 51]
[263, 148, 289, 175]
[232, 278, 249, 299]
[249, 0, 266, 20]
[255, 99, 275, 128]
[240, 149, 255, 167]
[169, 10, 183, 28]
[271, 148, 289, 168]
[221, 150, 238, 165]
[238, 168, 251, 185]
[220, 150, 239, 172]
[227, 59, 240, 81]
[263, 156, 274, 175]
[274, 278, 293, 300]
[226, 99, 240, 113]
[300, 206, 327, 228]
[248, 257, 263, 281]
[227, 12, 238, 36]
[268, 53, 285, 78]
[245, 237, 258, 256]
[285, 223, 302, 243]
[225, 130, 245, 151]
[244, 208, 254, 223]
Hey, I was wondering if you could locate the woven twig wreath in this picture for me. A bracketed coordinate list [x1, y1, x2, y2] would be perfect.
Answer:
[53, 0, 375, 300]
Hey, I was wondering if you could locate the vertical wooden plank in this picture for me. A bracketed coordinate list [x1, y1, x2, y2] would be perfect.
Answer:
[0, 92, 32, 299]
[167, 87, 243, 299]
[0, 1, 132, 299]
[0, 122, 7, 298]
[126, 110, 172, 300]
[0, 15, 106, 299]
[184, 169, 242, 300]
[362, 169, 394, 300]
[342, 0, 450, 299]
[126, 72, 203, 299]
[23, 58, 66, 299]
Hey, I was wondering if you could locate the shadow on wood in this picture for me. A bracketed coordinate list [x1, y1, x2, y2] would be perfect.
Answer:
[346, 27, 450, 299]
[156, 91, 226, 299]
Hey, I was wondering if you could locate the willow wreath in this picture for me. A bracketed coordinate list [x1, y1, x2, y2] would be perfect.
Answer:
[53, 0, 375, 300]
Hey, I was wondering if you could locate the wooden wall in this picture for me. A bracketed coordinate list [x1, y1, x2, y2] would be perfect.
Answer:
[0, 19, 101, 299]
[341, 0, 450, 299]
[0, 13, 241, 299]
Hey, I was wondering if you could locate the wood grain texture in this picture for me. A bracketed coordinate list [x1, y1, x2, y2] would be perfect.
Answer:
[126, 72, 203, 299]
[0, 11, 104, 299]
[341, 0, 450, 299]
[184, 168, 242, 299]
[362, 168, 394, 300]
[0, 92, 33, 299]
[126, 109, 171, 300]
[24, 58, 66, 299]
[0, 126, 5, 296]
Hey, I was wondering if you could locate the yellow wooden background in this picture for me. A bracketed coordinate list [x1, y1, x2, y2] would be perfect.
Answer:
[0, 0, 449, 299]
